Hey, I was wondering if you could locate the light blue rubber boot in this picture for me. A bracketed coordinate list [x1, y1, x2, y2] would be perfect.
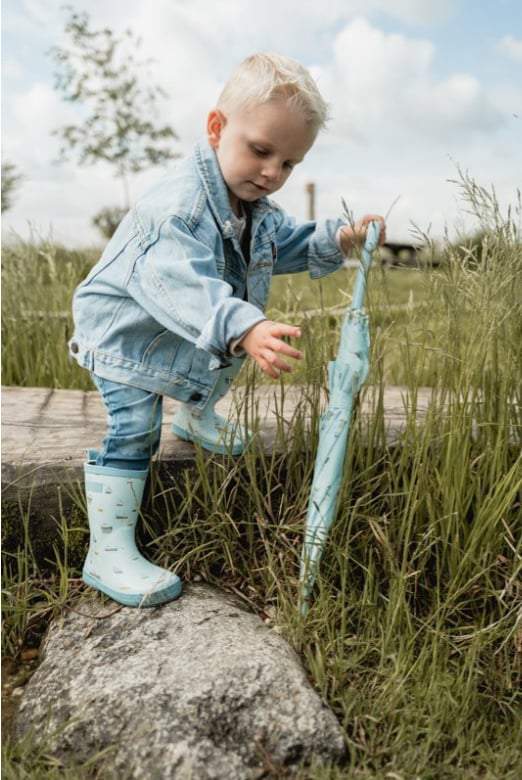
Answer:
[82, 460, 182, 607]
[171, 360, 254, 456]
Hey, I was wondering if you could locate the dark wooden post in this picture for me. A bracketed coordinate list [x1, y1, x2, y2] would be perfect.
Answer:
[305, 181, 315, 220]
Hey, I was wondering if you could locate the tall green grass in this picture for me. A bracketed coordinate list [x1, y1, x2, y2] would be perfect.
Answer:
[2, 175, 521, 777]
[1, 237, 98, 389]
[0, 220, 449, 389]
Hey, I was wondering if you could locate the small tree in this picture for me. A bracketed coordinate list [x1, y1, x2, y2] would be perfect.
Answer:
[49, 7, 180, 210]
[1, 161, 23, 213]
[92, 205, 128, 240]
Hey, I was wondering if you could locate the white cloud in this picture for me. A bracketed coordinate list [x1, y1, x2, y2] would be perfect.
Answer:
[380, 0, 456, 25]
[315, 18, 503, 146]
[497, 34, 522, 63]
[1, 56, 24, 82]
[1, 2, 518, 247]
[4, 82, 77, 171]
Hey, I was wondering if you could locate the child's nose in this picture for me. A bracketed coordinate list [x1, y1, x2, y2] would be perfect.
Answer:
[261, 162, 282, 182]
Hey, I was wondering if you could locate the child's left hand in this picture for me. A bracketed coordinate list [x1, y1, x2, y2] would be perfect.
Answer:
[339, 215, 386, 256]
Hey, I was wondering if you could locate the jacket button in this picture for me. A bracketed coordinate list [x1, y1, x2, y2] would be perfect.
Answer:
[189, 392, 203, 402]
[70, 341, 79, 354]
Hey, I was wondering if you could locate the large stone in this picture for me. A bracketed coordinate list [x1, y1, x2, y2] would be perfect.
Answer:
[15, 583, 345, 778]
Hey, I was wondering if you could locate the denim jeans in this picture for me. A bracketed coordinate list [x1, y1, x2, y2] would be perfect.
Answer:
[90, 374, 163, 471]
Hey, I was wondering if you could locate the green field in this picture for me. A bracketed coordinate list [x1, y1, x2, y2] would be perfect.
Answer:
[0, 236, 475, 390]
[2, 181, 521, 778]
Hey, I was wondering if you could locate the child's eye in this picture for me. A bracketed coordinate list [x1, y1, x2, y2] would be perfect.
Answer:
[252, 146, 268, 156]
[284, 161, 294, 170]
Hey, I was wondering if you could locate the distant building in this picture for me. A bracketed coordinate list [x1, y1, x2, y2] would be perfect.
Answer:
[379, 241, 421, 267]
[343, 241, 437, 268]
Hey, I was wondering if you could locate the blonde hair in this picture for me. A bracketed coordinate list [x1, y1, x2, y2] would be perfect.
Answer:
[217, 53, 330, 134]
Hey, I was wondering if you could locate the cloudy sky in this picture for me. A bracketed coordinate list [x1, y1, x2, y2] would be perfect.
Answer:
[2, 0, 521, 246]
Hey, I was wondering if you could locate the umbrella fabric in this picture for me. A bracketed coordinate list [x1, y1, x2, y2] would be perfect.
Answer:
[299, 221, 381, 615]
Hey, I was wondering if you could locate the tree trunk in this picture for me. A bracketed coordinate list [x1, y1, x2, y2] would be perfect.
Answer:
[120, 168, 131, 210]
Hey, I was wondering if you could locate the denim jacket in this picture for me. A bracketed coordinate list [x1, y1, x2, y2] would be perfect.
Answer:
[69, 138, 345, 411]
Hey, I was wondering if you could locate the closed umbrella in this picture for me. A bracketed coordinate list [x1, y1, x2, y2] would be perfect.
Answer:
[299, 220, 382, 616]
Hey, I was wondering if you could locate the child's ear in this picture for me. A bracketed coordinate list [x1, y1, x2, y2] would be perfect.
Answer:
[207, 109, 226, 148]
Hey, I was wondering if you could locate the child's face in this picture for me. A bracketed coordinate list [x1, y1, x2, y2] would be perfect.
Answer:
[207, 100, 316, 213]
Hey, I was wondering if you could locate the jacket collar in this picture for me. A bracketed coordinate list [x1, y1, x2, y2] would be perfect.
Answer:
[193, 138, 271, 238]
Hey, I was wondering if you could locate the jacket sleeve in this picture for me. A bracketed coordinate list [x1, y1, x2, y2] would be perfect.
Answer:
[271, 204, 346, 278]
[127, 216, 267, 369]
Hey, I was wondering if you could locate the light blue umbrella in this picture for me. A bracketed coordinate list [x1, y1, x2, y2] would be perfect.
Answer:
[299, 220, 382, 616]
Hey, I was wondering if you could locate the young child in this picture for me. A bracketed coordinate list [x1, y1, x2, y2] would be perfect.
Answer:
[69, 52, 386, 608]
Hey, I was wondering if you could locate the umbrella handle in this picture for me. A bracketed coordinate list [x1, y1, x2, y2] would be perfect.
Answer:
[351, 220, 381, 311]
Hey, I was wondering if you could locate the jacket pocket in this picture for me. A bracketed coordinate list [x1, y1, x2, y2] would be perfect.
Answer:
[141, 329, 185, 374]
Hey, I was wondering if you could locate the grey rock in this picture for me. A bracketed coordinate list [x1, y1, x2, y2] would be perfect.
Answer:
[15, 583, 345, 779]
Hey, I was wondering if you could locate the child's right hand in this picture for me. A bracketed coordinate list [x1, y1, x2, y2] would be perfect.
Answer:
[238, 320, 303, 379]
